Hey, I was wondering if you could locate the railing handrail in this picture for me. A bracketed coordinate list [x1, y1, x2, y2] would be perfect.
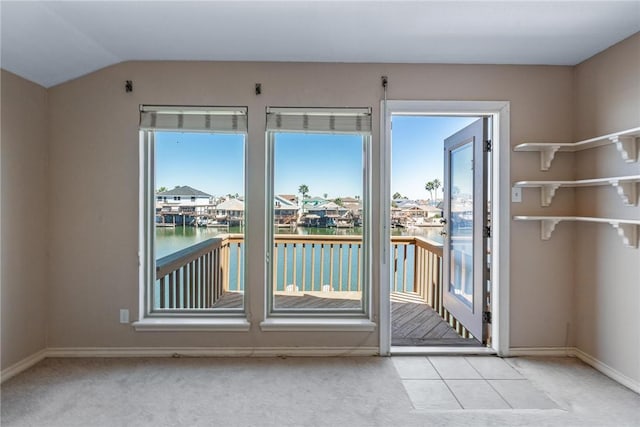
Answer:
[413, 236, 443, 257]
[273, 234, 364, 244]
[156, 238, 222, 277]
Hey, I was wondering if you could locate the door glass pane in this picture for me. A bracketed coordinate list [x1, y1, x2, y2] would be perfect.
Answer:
[449, 142, 473, 307]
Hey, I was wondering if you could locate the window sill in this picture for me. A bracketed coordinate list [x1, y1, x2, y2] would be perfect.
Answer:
[260, 318, 377, 332]
[133, 317, 251, 332]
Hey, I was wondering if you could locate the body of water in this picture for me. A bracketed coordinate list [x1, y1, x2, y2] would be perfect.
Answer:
[156, 224, 443, 259]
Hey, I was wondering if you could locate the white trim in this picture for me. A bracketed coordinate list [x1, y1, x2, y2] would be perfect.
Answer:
[508, 347, 573, 357]
[1, 349, 47, 383]
[573, 347, 640, 394]
[495, 102, 511, 357]
[379, 99, 391, 356]
[45, 346, 379, 358]
[509, 346, 640, 394]
[132, 317, 251, 332]
[260, 318, 376, 332]
[379, 100, 511, 357]
[392, 346, 496, 355]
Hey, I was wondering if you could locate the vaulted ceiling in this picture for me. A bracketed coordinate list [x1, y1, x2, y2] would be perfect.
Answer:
[2, 1, 639, 87]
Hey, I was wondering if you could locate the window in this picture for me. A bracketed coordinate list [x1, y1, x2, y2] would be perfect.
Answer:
[266, 107, 372, 316]
[140, 106, 247, 317]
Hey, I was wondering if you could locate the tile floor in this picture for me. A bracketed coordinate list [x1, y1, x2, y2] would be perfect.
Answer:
[393, 356, 559, 410]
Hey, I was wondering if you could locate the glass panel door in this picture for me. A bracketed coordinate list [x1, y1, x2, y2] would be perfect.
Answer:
[442, 118, 488, 341]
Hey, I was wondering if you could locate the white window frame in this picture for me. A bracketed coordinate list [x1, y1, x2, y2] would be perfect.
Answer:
[379, 100, 511, 356]
[135, 106, 250, 331]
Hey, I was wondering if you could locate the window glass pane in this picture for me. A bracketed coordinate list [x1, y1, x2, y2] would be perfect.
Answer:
[153, 131, 245, 312]
[270, 133, 366, 312]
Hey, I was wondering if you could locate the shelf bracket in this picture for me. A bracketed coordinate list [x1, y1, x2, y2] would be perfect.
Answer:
[610, 180, 637, 206]
[611, 136, 638, 162]
[610, 222, 638, 248]
[540, 219, 561, 240]
[540, 184, 560, 207]
[539, 146, 560, 171]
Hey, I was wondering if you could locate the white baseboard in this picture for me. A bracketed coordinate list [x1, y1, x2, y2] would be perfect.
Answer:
[2, 346, 377, 382]
[1, 349, 47, 383]
[45, 346, 380, 358]
[572, 347, 640, 394]
[509, 346, 639, 394]
[507, 347, 573, 357]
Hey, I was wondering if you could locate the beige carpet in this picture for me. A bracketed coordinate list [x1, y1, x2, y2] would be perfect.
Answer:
[1, 356, 639, 426]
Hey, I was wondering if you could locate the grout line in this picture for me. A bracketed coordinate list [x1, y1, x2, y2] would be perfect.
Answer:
[425, 356, 443, 380]
[485, 378, 514, 409]
[464, 355, 485, 379]
[441, 378, 465, 409]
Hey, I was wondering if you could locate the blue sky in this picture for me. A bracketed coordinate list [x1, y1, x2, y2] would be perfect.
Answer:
[274, 133, 363, 198]
[155, 116, 478, 199]
[155, 132, 245, 196]
[392, 116, 477, 199]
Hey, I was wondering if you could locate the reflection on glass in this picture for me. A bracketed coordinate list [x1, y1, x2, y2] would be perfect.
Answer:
[449, 143, 473, 307]
[272, 133, 364, 311]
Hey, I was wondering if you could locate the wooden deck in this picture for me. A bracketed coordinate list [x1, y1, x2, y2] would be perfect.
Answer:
[391, 293, 481, 347]
[211, 291, 361, 310]
[211, 291, 481, 347]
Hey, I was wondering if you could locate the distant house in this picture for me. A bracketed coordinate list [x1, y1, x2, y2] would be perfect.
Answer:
[307, 201, 348, 217]
[301, 196, 328, 212]
[278, 194, 298, 205]
[340, 197, 362, 214]
[300, 201, 349, 227]
[274, 195, 299, 225]
[156, 186, 213, 214]
[155, 186, 214, 225]
[215, 198, 245, 226]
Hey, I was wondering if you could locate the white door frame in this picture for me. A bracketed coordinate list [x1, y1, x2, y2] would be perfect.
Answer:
[379, 100, 510, 356]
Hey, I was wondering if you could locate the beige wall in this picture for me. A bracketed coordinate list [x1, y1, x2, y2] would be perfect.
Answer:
[45, 61, 575, 349]
[1, 70, 49, 369]
[573, 33, 640, 384]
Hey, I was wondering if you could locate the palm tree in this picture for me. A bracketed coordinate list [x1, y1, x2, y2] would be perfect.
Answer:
[392, 192, 403, 200]
[298, 184, 309, 200]
[425, 181, 435, 200]
[432, 179, 441, 199]
[157, 186, 168, 193]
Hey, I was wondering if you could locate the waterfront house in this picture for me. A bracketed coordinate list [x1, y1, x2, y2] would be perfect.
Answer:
[302, 201, 350, 227]
[274, 195, 299, 226]
[215, 198, 245, 226]
[301, 196, 328, 212]
[156, 185, 214, 225]
[2, 3, 640, 425]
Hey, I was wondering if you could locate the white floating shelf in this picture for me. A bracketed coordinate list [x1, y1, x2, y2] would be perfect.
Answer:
[514, 216, 640, 248]
[514, 175, 640, 207]
[514, 126, 640, 170]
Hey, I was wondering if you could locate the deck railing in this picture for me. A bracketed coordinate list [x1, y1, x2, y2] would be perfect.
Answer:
[155, 238, 225, 309]
[272, 235, 363, 292]
[155, 234, 471, 337]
